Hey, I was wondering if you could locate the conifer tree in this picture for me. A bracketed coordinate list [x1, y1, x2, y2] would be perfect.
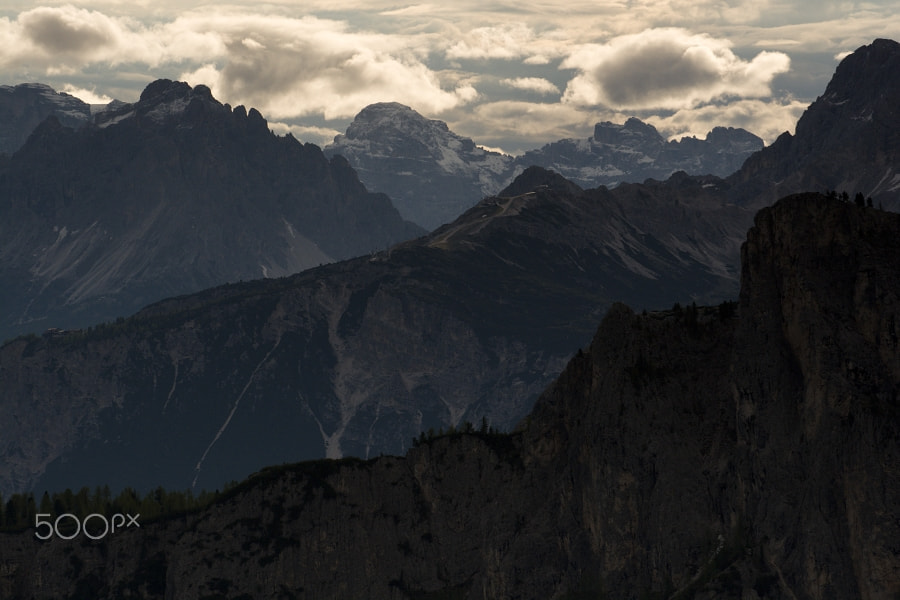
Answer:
[40, 491, 53, 515]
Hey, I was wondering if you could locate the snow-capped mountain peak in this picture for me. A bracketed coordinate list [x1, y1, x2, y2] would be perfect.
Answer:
[326, 102, 515, 230]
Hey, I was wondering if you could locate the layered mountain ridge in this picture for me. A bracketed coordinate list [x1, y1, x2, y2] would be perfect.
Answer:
[0, 165, 747, 496]
[1, 193, 896, 599]
[328, 40, 900, 230]
[520, 117, 762, 190]
[4, 39, 900, 498]
[0, 79, 423, 342]
[326, 104, 763, 229]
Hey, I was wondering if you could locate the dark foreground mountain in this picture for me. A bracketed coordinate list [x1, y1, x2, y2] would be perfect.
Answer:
[0, 167, 748, 496]
[1, 193, 896, 599]
[325, 103, 761, 229]
[0, 79, 423, 342]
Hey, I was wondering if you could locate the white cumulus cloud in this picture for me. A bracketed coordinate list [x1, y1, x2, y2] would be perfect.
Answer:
[646, 98, 809, 144]
[500, 77, 560, 95]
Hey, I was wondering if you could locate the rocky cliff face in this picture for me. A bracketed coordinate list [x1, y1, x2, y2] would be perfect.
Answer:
[0, 166, 748, 497]
[0, 80, 423, 342]
[1, 193, 896, 600]
[729, 38, 900, 210]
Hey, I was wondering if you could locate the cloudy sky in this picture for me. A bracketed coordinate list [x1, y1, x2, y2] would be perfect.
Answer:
[1, 1, 897, 154]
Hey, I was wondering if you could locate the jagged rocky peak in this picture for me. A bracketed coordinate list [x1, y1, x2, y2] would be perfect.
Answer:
[823, 38, 900, 106]
[817, 39, 900, 150]
[139, 78, 194, 102]
[0, 75, 423, 343]
[335, 101, 477, 157]
[327, 101, 514, 230]
[796, 38, 900, 135]
[0, 82, 89, 115]
[498, 165, 583, 197]
[592, 116, 665, 146]
[93, 79, 247, 129]
[729, 38, 900, 208]
[344, 101, 450, 138]
[703, 125, 764, 153]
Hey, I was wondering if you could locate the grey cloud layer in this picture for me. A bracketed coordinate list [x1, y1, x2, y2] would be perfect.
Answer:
[22, 6, 116, 54]
[561, 30, 791, 110]
[0, 1, 896, 151]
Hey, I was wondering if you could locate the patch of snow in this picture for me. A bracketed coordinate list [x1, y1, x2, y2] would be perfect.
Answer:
[578, 165, 625, 179]
[437, 146, 469, 175]
[96, 110, 135, 128]
[283, 218, 296, 239]
[872, 168, 896, 194]
[145, 96, 190, 123]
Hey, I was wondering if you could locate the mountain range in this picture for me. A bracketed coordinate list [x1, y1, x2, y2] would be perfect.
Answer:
[0, 79, 423, 343]
[0, 192, 896, 599]
[326, 40, 900, 232]
[2, 38, 900, 499]
[0, 164, 749, 496]
[0, 83, 763, 237]
[325, 104, 762, 229]
[0, 37, 898, 600]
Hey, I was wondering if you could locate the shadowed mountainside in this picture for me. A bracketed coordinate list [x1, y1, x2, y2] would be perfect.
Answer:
[0, 193, 896, 599]
[728, 38, 900, 210]
[0, 166, 748, 496]
[0, 79, 423, 342]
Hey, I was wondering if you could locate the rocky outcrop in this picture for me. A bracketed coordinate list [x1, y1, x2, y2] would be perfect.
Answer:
[0, 80, 423, 342]
[1, 193, 896, 599]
